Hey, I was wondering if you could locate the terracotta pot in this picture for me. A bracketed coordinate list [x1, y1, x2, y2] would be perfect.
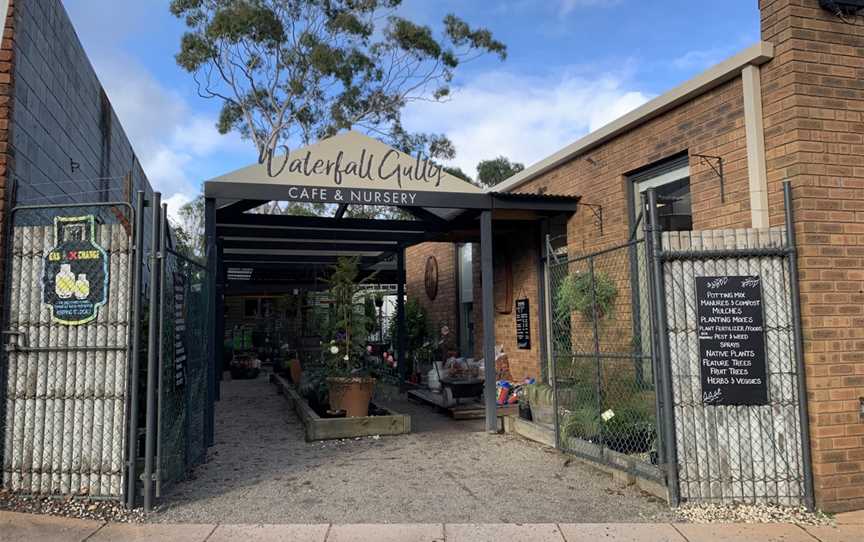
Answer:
[288, 358, 302, 384]
[327, 377, 376, 417]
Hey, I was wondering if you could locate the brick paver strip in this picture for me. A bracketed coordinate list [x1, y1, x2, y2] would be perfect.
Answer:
[208, 523, 329, 542]
[558, 523, 687, 541]
[326, 523, 444, 542]
[673, 523, 818, 541]
[444, 523, 566, 542]
[0, 511, 103, 542]
[801, 525, 862, 542]
[834, 511, 864, 525]
[87, 522, 216, 541]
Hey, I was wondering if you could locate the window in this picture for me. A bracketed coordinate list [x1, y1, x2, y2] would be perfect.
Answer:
[630, 154, 692, 234]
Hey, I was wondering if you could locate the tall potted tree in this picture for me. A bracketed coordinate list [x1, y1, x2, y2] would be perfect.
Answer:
[325, 257, 376, 417]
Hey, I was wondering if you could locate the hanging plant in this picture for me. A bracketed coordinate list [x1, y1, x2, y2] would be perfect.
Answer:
[555, 271, 618, 322]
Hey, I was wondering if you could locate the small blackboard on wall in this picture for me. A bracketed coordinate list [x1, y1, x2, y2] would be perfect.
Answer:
[696, 276, 767, 405]
[515, 298, 530, 349]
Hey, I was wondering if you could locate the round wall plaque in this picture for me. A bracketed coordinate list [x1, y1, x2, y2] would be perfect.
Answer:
[424, 255, 439, 300]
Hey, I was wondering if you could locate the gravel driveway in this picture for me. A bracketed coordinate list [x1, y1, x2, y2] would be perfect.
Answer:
[153, 373, 672, 524]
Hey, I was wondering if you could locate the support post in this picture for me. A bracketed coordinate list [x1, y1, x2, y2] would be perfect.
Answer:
[155, 203, 167, 498]
[784, 181, 815, 511]
[646, 188, 680, 507]
[396, 246, 407, 386]
[126, 191, 146, 508]
[204, 197, 217, 447]
[143, 192, 162, 512]
[480, 210, 496, 433]
[215, 240, 224, 401]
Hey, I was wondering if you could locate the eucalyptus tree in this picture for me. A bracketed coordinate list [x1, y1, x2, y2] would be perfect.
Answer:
[170, 0, 506, 164]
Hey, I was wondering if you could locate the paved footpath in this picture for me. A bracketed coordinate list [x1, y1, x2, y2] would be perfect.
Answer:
[2, 510, 862, 541]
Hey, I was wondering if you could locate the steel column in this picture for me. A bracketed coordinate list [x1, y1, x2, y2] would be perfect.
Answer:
[480, 210, 496, 433]
[784, 181, 815, 511]
[143, 192, 162, 512]
[204, 198, 217, 447]
[396, 246, 407, 386]
[154, 203, 167, 498]
[125, 191, 146, 508]
[646, 188, 680, 506]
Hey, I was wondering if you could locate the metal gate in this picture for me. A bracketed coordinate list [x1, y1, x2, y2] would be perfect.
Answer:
[546, 236, 665, 483]
[157, 245, 210, 494]
[646, 182, 814, 508]
[545, 181, 813, 509]
[0, 201, 136, 499]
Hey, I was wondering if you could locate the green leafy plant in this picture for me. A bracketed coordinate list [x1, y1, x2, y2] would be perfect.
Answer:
[323, 256, 376, 376]
[554, 271, 618, 322]
[388, 297, 429, 353]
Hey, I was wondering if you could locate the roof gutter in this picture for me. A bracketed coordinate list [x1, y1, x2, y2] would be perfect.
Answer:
[490, 41, 775, 194]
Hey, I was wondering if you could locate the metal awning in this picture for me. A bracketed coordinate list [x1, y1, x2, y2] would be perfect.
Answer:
[202, 130, 580, 432]
[203, 131, 580, 286]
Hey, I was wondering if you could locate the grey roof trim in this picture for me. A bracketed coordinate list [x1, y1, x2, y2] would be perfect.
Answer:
[491, 41, 775, 194]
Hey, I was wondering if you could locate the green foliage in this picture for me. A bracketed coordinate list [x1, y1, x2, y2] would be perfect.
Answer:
[169, 194, 205, 261]
[556, 362, 657, 455]
[476, 156, 525, 187]
[323, 256, 376, 376]
[554, 271, 618, 323]
[388, 297, 429, 353]
[170, 0, 506, 160]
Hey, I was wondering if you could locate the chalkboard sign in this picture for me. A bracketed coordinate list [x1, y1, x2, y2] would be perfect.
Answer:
[173, 273, 187, 389]
[515, 298, 530, 349]
[696, 275, 767, 405]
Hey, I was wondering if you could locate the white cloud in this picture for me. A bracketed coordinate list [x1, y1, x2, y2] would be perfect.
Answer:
[163, 192, 193, 223]
[90, 53, 245, 215]
[403, 68, 650, 177]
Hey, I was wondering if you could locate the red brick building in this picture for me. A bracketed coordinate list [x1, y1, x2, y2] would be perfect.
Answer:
[407, 0, 864, 512]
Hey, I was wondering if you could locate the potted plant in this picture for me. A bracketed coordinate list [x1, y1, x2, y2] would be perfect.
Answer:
[324, 257, 377, 417]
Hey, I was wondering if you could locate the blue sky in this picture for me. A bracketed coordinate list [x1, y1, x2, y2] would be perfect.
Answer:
[63, 0, 759, 215]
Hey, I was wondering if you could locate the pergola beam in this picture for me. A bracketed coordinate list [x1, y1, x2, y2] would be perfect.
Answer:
[217, 226, 428, 243]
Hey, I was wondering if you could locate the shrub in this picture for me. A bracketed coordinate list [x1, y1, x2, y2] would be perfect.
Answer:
[554, 271, 618, 322]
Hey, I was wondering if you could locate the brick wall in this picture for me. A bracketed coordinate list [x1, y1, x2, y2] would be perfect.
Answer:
[470, 226, 543, 382]
[405, 242, 458, 351]
[0, 0, 14, 322]
[760, 0, 864, 513]
[512, 78, 749, 253]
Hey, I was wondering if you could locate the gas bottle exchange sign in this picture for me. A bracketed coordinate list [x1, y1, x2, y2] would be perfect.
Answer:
[42, 215, 108, 325]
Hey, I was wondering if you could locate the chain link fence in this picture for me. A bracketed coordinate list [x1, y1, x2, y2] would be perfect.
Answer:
[547, 238, 663, 482]
[156, 246, 210, 494]
[1, 202, 135, 499]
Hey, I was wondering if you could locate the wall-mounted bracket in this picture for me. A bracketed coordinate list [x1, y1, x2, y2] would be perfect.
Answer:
[578, 202, 603, 235]
[692, 154, 725, 203]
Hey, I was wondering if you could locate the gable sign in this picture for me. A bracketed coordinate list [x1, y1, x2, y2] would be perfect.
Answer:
[205, 131, 488, 208]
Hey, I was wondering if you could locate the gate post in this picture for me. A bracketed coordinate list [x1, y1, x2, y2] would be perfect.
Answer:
[480, 210, 497, 433]
[645, 188, 680, 506]
[126, 191, 146, 508]
[143, 192, 162, 512]
[783, 181, 815, 511]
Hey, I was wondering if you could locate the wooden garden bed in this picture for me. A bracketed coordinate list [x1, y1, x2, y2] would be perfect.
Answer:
[272, 374, 411, 441]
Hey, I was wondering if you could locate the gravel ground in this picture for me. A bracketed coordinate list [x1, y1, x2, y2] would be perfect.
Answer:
[152, 372, 673, 524]
[675, 503, 833, 525]
[0, 490, 145, 523]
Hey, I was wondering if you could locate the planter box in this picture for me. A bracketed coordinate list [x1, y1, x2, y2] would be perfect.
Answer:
[272, 374, 411, 441]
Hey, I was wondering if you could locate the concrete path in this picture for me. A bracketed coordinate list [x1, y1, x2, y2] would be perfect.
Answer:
[2, 510, 863, 542]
